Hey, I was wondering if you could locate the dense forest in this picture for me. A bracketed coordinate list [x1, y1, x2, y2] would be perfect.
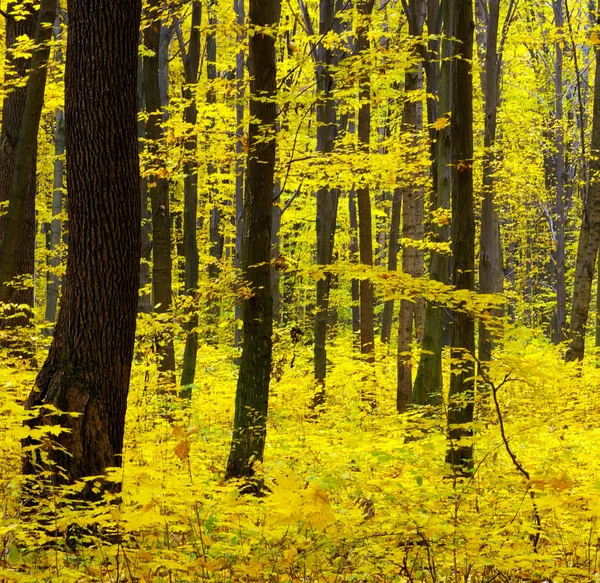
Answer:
[1, 0, 600, 580]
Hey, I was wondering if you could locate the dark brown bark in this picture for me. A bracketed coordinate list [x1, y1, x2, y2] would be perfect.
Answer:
[412, 0, 449, 407]
[0, 2, 55, 306]
[349, 187, 360, 337]
[180, 2, 202, 392]
[356, 0, 375, 360]
[380, 188, 401, 344]
[144, 4, 176, 381]
[23, 0, 141, 490]
[314, 0, 340, 388]
[226, 0, 280, 482]
[566, 44, 600, 362]
[446, 0, 475, 473]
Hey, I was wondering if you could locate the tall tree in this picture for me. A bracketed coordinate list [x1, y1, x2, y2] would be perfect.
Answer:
[412, 0, 449, 406]
[23, 0, 141, 488]
[356, 0, 376, 360]
[397, 0, 425, 413]
[0, 1, 56, 306]
[144, 2, 176, 382]
[313, 0, 340, 390]
[552, 0, 568, 345]
[566, 14, 600, 362]
[178, 2, 202, 391]
[226, 0, 280, 483]
[446, 0, 475, 472]
[44, 15, 65, 330]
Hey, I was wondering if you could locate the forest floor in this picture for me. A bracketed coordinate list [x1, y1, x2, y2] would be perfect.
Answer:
[0, 325, 599, 582]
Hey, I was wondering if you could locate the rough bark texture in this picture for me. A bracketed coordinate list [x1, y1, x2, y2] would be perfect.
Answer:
[180, 2, 202, 392]
[144, 5, 176, 381]
[446, 0, 475, 473]
[412, 0, 449, 407]
[314, 0, 340, 388]
[356, 0, 375, 360]
[23, 0, 141, 489]
[397, 0, 425, 413]
[226, 0, 280, 482]
[566, 46, 600, 362]
[349, 187, 361, 337]
[0, 2, 55, 306]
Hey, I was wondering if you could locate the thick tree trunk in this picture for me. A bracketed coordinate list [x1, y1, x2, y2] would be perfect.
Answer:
[553, 0, 567, 345]
[356, 0, 375, 360]
[0, 1, 55, 305]
[144, 5, 176, 382]
[446, 0, 475, 473]
[566, 48, 600, 362]
[23, 0, 141, 491]
[314, 0, 340, 388]
[226, 0, 280, 483]
[180, 2, 202, 392]
[412, 0, 449, 407]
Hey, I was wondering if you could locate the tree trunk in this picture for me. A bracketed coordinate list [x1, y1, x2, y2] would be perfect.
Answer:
[23, 0, 141, 492]
[0, 1, 55, 305]
[553, 0, 567, 345]
[397, 0, 425, 413]
[234, 0, 246, 349]
[478, 0, 499, 362]
[446, 0, 475, 473]
[349, 187, 361, 337]
[226, 0, 280, 483]
[144, 4, 176, 382]
[380, 187, 401, 344]
[412, 0, 449, 407]
[356, 0, 375, 360]
[566, 46, 600, 362]
[180, 2, 202, 392]
[314, 0, 340, 388]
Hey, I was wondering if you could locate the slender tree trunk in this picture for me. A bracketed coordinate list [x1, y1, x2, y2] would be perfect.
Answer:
[180, 2, 202, 392]
[380, 187, 401, 344]
[566, 46, 600, 362]
[23, 0, 141, 492]
[412, 0, 449, 406]
[356, 0, 375, 360]
[349, 187, 361, 337]
[397, 0, 425, 412]
[446, 0, 475, 473]
[0, 0, 56, 305]
[553, 0, 567, 345]
[234, 0, 246, 348]
[208, 0, 223, 285]
[478, 0, 499, 361]
[314, 0, 340, 389]
[226, 0, 280, 483]
[138, 49, 152, 314]
[144, 4, 176, 382]
[45, 107, 64, 329]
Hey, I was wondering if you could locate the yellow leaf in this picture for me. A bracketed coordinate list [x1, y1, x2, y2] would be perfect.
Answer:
[174, 439, 191, 460]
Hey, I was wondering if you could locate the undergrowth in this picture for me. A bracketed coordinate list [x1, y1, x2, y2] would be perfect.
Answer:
[0, 324, 599, 582]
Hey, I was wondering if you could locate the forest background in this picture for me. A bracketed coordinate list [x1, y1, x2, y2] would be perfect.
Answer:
[1, 0, 600, 581]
